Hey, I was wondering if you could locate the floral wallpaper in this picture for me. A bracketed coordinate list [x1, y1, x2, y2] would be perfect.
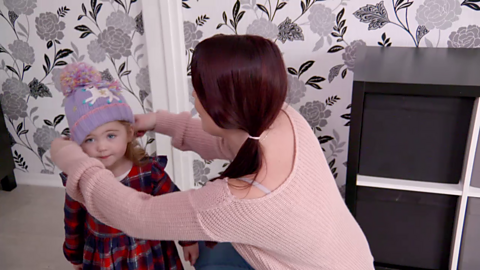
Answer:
[0, 0, 153, 176]
[181, 0, 480, 191]
[1, 0, 479, 186]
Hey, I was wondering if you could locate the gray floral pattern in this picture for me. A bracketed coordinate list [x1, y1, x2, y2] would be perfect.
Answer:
[50, 68, 62, 92]
[187, 80, 197, 115]
[0, 91, 28, 120]
[33, 125, 60, 151]
[101, 69, 114, 82]
[4, 0, 37, 16]
[416, 0, 462, 31]
[28, 78, 52, 99]
[308, 4, 335, 36]
[40, 169, 54, 174]
[353, 1, 390, 30]
[106, 11, 136, 34]
[246, 18, 279, 40]
[286, 75, 306, 105]
[87, 41, 106, 63]
[51, 69, 67, 107]
[135, 12, 144, 35]
[299, 101, 331, 128]
[447, 25, 480, 48]
[193, 160, 210, 185]
[136, 66, 151, 93]
[342, 40, 366, 71]
[8, 40, 35, 65]
[0, 0, 153, 176]
[278, 17, 304, 43]
[179, 0, 480, 188]
[0, 0, 477, 182]
[35, 12, 66, 41]
[87, 39, 107, 63]
[98, 27, 133, 60]
[2, 78, 30, 97]
[184, 21, 203, 50]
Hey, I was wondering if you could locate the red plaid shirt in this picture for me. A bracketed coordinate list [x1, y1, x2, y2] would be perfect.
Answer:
[61, 156, 196, 269]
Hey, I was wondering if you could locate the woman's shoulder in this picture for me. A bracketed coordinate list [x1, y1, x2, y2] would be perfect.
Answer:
[283, 103, 323, 150]
[281, 104, 332, 182]
[283, 104, 312, 130]
[189, 178, 236, 210]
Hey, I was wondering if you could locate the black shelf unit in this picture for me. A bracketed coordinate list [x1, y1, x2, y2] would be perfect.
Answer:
[345, 46, 480, 270]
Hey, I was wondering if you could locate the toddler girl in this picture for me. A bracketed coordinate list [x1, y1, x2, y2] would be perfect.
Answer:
[58, 62, 198, 270]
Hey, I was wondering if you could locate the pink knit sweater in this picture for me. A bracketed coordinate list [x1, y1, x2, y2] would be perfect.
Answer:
[52, 105, 374, 269]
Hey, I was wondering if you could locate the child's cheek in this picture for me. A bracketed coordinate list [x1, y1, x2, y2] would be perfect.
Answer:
[81, 145, 95, 157]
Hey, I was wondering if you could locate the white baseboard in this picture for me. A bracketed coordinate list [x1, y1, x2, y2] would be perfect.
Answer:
[14, 170, 64, 188]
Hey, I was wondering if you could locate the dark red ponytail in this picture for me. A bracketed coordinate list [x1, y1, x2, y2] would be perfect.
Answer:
[191, 35, 287, 180]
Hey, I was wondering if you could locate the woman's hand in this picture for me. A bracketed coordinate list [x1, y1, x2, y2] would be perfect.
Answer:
[134, 113, 157, 137]
[182, 243, 199, 266]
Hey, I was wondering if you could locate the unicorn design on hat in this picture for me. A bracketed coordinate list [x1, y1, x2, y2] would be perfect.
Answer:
[83, 85, 122, 106]
[59, 62, 134, 144]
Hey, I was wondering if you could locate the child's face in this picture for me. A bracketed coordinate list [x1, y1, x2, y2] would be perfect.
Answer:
[81, 121, 133, 169]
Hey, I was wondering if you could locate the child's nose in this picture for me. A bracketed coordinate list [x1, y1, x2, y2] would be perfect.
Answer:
[96, 141, 108, 152]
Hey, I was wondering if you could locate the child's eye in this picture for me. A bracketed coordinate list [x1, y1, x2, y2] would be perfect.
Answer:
[107, 134, 116, 139]
[84, 138, 94, 143]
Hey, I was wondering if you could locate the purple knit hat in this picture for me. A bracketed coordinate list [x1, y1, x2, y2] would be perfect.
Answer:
[59, 62, 134, 145]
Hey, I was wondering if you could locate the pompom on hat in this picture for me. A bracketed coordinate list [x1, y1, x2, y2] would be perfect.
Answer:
[60, 62, 134, 145]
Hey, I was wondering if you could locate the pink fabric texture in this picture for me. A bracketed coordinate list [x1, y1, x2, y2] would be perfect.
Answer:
[51, 105, 374, 269]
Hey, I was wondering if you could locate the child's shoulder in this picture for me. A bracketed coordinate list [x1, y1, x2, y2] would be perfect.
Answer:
[137, 155, 168, 174]
[151, 155, 168, 169]
[134, 156, 174, 193]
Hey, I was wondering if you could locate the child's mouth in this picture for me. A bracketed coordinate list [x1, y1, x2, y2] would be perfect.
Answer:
[99, 155, 111, 160]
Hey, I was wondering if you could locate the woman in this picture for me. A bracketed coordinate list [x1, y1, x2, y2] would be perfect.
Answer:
[51, 34, 374, 269]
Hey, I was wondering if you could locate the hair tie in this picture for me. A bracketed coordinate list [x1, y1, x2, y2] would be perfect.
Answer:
[248, 135, 261, 140]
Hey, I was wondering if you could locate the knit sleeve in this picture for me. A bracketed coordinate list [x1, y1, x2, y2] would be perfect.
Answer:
[60, 173, 86, 265]
[150, 156, 197, 247]
[154, 110, 235, 161]
[65, 158, 218, 242]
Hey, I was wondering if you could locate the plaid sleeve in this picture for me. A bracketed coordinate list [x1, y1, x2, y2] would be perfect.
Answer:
[61, 173, 86, 265]
[151, 157, 197, 247]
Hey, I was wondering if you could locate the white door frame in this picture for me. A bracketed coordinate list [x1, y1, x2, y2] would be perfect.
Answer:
[141, 0, 194, 191]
